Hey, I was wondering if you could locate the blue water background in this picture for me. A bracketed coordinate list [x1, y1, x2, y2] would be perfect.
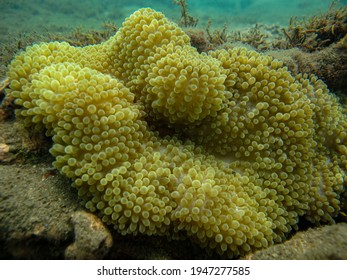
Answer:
[1, 0, 346, 36]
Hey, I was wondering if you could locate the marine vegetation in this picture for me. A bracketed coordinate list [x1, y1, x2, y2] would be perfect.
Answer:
[206, 21, 229, 48]
[203, 1, 347, 52]
[173, 0, 199, 27]
[282, 0, 347, 51]
[6, 8, 347, 258]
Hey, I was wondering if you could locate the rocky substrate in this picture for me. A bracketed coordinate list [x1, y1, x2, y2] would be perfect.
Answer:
[1, 157, 346, 260]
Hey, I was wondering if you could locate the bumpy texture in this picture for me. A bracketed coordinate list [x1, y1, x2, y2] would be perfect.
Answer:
[6, 8, 347, 257]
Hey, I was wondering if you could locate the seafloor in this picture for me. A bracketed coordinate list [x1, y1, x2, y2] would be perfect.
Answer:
[0, 0, 347, 259]
[0, 0, 344, 34]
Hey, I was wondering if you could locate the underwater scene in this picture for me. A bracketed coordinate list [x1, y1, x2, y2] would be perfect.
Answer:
[0, 0, 347, 260]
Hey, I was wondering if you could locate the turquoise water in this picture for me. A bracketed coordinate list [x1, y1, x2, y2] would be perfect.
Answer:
[1, 0, 344, 36]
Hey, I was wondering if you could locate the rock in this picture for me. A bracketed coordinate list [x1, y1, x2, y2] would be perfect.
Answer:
[267, 42, 347, 96]
[246, 223, 347, 260]
[0, 77, 14, 122]
[0, 162, 112, 260]
[185, 28, 209, 53]
[0, 77, 9, 100]
[0, 143, 10, 161]
[0, 120, 51, 164]
[0, 163, 81, 259]
[64, 211, 113, 260]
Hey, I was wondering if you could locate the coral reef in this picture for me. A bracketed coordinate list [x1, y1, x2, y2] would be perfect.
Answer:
[6, 8, 347, 257]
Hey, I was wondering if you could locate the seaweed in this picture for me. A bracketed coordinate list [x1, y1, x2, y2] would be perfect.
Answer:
[282, 0, 347, 52]
[229, 24, 271, 51]
[206, 20, 229, 47]
[173, 0, 199, 27]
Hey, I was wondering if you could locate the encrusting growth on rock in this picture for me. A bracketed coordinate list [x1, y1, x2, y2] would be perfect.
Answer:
[6, 8, 347, 257]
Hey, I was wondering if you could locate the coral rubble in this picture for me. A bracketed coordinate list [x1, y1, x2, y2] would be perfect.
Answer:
[6, 8, 347, 257]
